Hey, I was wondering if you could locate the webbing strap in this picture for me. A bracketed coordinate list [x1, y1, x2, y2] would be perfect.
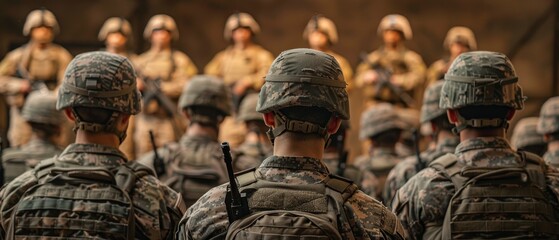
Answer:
[15, 216, 129, 234]
[450, 220, 559, 234]
[453, 186, 546, 200]
[16, 198, 130, 218]
[266, 75, 346, 88]
[452, 202, 554, 217]
[61, 83, 136, 98]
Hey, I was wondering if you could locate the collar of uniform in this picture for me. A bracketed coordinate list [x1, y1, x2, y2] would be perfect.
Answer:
[455, 137, 511, 154]
[179, 134, 218, 145]
[259, 155, 330, 175]
[435, 137, 460, 153]
[454, 137, 521, 167]
[59, 143, 127, 163]
[23, 138, 59, 149]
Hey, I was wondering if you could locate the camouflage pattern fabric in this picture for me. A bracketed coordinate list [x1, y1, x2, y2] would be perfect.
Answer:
[137, 134, 228, 208]
[383, 137, 459, 206]
[0, 143, 185, 239]
[2, 138, 62, 183]
[391, 137, 559, 239]
[353, 147, 402, 200]
[359, 103, 406, 140]
[537, 96, 559, 135]
[178, 75, 232, 115]
[544, 149, 559, 168]
[511, 117, 545, 150]
[177, 155, 405, 239]
[232, 141, 272, 171]
[323, 151, 362, 183]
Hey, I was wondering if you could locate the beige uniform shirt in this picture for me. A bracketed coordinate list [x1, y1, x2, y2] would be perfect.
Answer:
[326, 50, 354, 91]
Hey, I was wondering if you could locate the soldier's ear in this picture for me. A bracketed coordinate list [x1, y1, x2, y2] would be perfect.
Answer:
[263, 112, 275, 127]
[447, 109, 458, 124]
[506, 109, 516, 121]
[326, 116, 342, 134]
[63, 108, 75, 122]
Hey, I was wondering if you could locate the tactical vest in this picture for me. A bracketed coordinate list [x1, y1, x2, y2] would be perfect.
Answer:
[225, 169, 358, 239]
[7, 158, 154, 240]
[429, 151, 559, 239]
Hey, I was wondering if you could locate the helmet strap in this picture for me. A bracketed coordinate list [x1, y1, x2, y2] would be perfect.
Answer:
[452, 112, 509, 135]
[71, 109, 127, 143]
[266, 111, 331, 147]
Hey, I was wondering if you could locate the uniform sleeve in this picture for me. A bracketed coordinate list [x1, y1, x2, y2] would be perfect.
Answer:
[204, 50, 226, 77]
[390, 52, 426, 91]
[55, 46, 73, 87]
[425, 60, 446, 87]
[335, 55, 354, 92]
[178, 184, 229, 240]
[241, 49, 273, 90]
[160, 52, 198, 99]
[0, 171, 37, 237]
[0, 49, 26, 94]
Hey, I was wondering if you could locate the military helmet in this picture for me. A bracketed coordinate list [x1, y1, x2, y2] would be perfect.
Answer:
[377, 14, 413, 40]
[303, 15, 338, 45]
[98, 17, 133, 41]
[224, 12, 260, 41]
[143, 14, 179, 41]
[178, 75, 232, 116]
[420, 81, 446, 123]
[511, 117, 545, 149]
[444, 26, 477, 50]
[23, 9, 60, 36]
[537, 96, 559, 135]
[360, 103, 406, 139]
[22, 91, 63, 125]
[238, 93, 261, 122]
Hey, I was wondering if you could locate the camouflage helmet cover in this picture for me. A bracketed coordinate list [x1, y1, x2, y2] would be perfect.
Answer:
[537, 96, 559, 135]
[224, 12, 260, 41]
[22, 91, 63, 125]
[303, 15, 338, 44]
[178, 75, 232, 116]
[238, 93, 261, 122]
[256, 48, 349, 120]
[440, 51, 524, 110]
[56, 51, 141, 114]
[143, 14, 179, 41]
[23, 9, 60, 36]
[420, 81, 446, 123]
[511, 117, 545, 149]
[360, 103, 407, 139]
[377, 14, 413, 40]
[98, 17, 133, 41]
[444, 26, 477, 50]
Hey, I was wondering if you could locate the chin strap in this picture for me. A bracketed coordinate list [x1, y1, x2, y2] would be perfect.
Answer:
[266, 111, 332, 147]
[452, 113, 509, 135]
[71, 109, 127, 143]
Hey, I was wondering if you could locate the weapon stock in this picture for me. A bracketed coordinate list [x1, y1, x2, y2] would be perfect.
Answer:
[221, 142, 249, 223]
[149, 130, 166, 177]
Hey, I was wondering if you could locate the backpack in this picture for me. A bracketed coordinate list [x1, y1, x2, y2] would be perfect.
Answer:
[429, 151, 559, 239]
[225, 169, 358, 240]
[7, 158, 153, 240]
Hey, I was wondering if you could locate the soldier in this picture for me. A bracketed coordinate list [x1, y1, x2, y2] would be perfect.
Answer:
[0, 52, 185, 239]
[394, 108, 420, 157]
[178, 48, 405, 239]
[232, 93, 272, 171]
[512, 117, 546, 157]
[134, 14, 198, 156]
[137, 75, 232, 208]
[392, 51, 559, 239]
[304, 15, 354, 91]
[383, 81, 459, 206]
[205, 12, 274, 148]
[355, 14, 426, 108]
[0, 9, 72, 147]
[426, 26, 477, 86]
[353, 103, 406, 200]
[537, 97, 559, 167]
[2, 91, 64, 183]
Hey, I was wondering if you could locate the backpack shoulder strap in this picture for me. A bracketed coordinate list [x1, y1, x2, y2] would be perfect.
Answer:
[235, 167, 258, 188]
[519, 150, 549, 190]
[325, 174, 358, 202]
[428, 153, 466, 190]
[32, 157, 56, 182]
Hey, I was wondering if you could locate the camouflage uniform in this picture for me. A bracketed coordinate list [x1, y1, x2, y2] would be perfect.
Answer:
[391, 51, 559, 239]
[2, 91, 64, 183]
[0, 9, 72, 147]
[355, 14, 426, 108]
[511, 117, 546, 157]
[134, 14, 198, 156]
[0, 52, 186, 239]
[538, 97, 559, 168]
[179, 48, 405, 239]
[205, 13, 274, 148]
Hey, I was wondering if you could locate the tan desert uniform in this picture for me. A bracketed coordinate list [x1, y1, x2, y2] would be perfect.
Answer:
[133, 15, 198, 156]
[205, 13, 274, 148]
[0, 9, 72, 147]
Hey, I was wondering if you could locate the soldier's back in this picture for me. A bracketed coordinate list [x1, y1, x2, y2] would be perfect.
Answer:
[2, 139, 62, 183]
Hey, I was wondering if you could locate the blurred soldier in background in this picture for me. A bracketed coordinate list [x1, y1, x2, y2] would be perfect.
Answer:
[205, 12, 274, 148]
[138, 75, 231, 208]
[0, 9, 72, 147]
[353, 103, 406, 200]
[383, 81, 459, 206]
[98, 17, 137, 159]
[395, 108, 420, 157]
[134, 14, 198, 156]
[304, 15, 354, 91]
[355, 14, 426, 108]
[538, 96, 559, 168]
[426, 26, 477, 86]
[511, 117, 546, 156]
[2, 91, 63, 183]
[232, 93, 272, 171]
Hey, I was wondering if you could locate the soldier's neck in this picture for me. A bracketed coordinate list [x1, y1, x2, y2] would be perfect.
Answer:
[233, 41, 252, 50]
[30, 40, 49, 50]
[151, 44, 171, 52]
[384, 42, 400, 51]
[74, 130, 120, 149]
[548, 141, 559, 152]
[459, 128, 506, 141]
[186, 123, 219, 140]
[106, 45, 126, 55]
[272, 136, 324, 160]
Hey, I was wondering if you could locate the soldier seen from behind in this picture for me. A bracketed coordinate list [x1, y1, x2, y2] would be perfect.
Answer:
[392, 51, 559, 239]
[137, 75, 232, 208]
[538, 97, 559, 168]
[383, 81, 459, 206]
[0, 51, 186, 239]
[0, 9, 72, 147]
[178, 48, 405, 239]
[2, 91, 64, 184]
[512, 117, 546, 157]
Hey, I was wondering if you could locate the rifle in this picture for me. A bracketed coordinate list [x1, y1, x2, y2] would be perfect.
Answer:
[359, 52, 415, 108]
[149, 130, 166, 177]
[336, 134, 348, 177]
[222, 142, 250, 223]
